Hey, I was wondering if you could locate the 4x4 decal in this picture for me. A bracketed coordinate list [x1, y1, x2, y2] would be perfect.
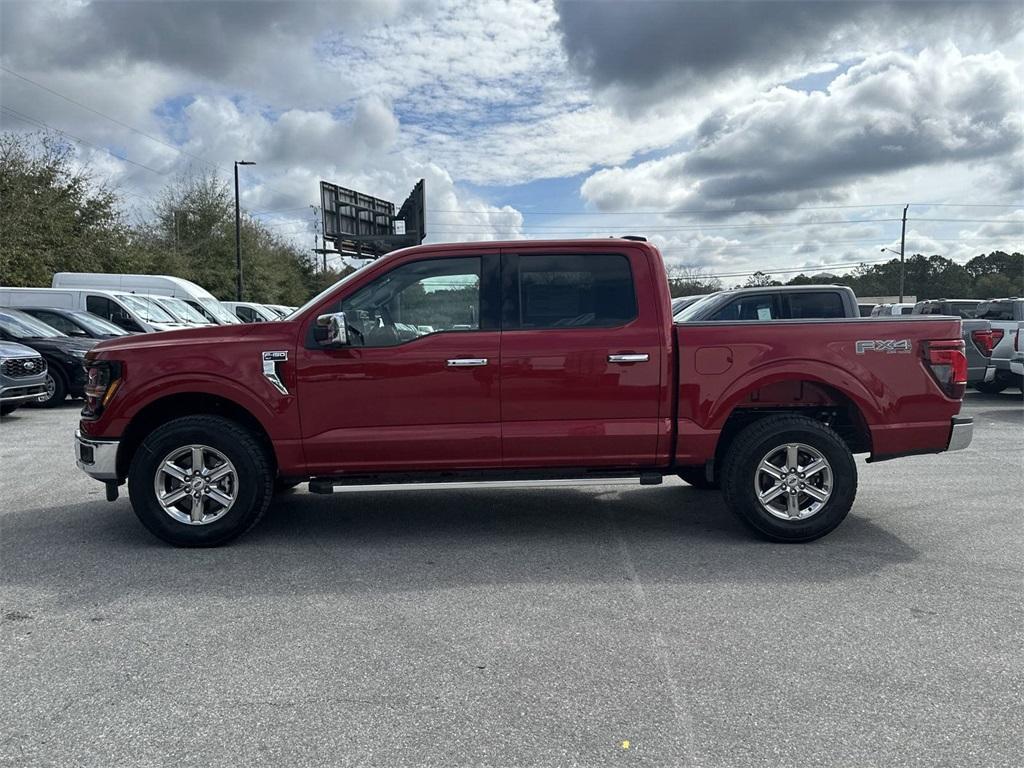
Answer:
[855, 339, 912, 354]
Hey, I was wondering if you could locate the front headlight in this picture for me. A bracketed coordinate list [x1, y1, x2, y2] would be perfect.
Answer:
[82, 361, 122, 418]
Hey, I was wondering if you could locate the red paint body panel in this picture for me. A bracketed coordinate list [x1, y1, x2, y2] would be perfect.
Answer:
[295, 331, 501, 473]
[81, 239, 965, 481]
[674, 319, 963, 458]
[498, 244, 669, 467]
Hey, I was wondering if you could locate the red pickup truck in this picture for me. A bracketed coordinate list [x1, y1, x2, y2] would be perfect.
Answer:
[76, 239, 972, 546]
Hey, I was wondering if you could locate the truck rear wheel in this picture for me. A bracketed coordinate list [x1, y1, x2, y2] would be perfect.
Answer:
[721, 415, 857, 542]
[127, 415, 273, 547]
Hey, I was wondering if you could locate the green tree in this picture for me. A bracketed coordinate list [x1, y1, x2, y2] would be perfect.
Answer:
[0, 132, 133, 285]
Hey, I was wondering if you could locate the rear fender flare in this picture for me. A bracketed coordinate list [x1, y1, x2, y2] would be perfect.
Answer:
[703, 360, 885, 430]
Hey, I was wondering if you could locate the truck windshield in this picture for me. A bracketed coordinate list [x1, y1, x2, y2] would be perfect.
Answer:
[0, 308, 65, 338]
[292, 261, 376, 318]
[117, 294, 176, 324]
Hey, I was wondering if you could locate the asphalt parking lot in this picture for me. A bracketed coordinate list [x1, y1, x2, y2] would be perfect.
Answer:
[1, 392, 1022, 767]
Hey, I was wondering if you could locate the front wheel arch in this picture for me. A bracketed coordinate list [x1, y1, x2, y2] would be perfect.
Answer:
[117, 393, 277, 480]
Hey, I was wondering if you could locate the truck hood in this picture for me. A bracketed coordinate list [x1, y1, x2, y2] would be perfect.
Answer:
[88, 320, 297, 358]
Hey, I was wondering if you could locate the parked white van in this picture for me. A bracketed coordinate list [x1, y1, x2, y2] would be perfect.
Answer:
[51, 273, 239, 325]
[0, 287, 187, 333]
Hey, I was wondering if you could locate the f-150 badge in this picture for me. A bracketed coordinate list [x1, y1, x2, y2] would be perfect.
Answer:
[855, 339, 912, 354]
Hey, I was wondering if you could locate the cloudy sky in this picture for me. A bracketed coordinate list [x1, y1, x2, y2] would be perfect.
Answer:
[1, 0, 1022, 281]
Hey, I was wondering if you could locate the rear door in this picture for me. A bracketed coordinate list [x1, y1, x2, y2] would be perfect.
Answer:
[499, 248, 664, 467]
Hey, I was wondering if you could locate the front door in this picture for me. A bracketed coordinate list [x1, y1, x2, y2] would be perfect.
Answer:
[499, 249, 666, 467]
[296, 253, 501, 475]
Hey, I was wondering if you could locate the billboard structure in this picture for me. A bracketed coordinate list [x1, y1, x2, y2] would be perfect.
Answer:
[319, 179, 425, 260]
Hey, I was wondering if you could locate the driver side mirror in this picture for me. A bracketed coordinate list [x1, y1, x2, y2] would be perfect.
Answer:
[315, 312, 348, 346]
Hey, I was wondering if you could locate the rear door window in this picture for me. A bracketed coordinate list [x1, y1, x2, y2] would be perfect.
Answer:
[786, 292, 846, 319]
[503, 253, 637, 329]
[707, 294, 779, 321]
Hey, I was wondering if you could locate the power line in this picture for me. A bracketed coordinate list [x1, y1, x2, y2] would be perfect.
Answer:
[0, 65, 221, 171]
[423, 202, 1023, 216]
[0, 106, 172, 176]
[0, 64, 298, 204]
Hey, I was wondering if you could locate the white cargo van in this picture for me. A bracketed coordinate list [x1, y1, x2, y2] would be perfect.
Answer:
[51, 273, 239, 325]
[0, 287, 186, 333]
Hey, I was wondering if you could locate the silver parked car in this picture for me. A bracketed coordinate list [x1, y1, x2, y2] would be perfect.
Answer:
[975, 298, 1024, 394]
[0, 340, 48, 416]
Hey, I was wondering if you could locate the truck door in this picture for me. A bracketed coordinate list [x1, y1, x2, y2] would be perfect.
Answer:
[499, 249, 665, 467]
[295, 253, 501, 475]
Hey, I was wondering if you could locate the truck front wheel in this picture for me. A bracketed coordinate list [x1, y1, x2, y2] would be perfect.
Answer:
[127, 415, 274, 547]
[721, 415, 857, 542]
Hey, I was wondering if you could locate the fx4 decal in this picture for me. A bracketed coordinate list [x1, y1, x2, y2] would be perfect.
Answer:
[855, 339, 912, 354]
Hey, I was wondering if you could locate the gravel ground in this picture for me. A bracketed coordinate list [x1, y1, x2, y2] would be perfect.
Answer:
[1, 391, 1022, 767]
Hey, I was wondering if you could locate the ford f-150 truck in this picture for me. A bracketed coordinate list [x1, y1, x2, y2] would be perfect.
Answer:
[75, 239, 973, 546]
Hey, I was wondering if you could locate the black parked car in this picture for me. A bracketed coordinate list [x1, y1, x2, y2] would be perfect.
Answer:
[18, 306, 132, 339]
[0, 307, 97, 407]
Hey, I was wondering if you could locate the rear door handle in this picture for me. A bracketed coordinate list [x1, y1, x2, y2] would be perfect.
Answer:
[447, 358, 488, 367]
[608, 353, 650, 363]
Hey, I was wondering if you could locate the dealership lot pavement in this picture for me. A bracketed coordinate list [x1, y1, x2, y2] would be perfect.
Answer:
[1, 392, 1022, 767]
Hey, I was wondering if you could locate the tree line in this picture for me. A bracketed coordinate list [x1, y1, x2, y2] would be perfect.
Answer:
[668, 251, 1022, 301]
[0, 132, 344, 304]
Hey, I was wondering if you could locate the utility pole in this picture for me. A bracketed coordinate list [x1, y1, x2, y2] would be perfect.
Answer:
[234, 160, 255, 301]
[898, 204, 908, 303]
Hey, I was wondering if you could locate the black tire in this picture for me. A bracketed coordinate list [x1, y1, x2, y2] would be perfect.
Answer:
[677, 465, 719, 490]
[31, 368, 67, 408]
[974, 380, 1007, 394]
[127, 415, 274, 547]
[721, 415, 857, 542]
[0, 403, 20, 416]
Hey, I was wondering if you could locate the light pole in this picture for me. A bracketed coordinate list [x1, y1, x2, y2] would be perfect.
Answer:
[234, 160, 255, 301]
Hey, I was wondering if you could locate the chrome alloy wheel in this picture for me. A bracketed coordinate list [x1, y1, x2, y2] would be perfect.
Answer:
[754, 442, 833, 521]
[153, 444, 237, 525]
[37, 373, 55, 403]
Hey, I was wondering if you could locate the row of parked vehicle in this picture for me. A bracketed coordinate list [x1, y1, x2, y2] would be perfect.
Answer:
[671, 286, 1023, 394]
[0, 273, 298, 415]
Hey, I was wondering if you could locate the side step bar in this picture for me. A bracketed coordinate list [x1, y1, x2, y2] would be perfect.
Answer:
[308, 469, 665, 495]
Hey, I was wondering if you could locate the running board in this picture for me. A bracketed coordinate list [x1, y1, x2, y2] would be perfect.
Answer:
[308, 469, 664, 495]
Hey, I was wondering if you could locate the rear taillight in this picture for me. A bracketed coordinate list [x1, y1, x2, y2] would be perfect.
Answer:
[991, 328, 1005, 348]
[1015, 329, 1021, 352]
[970, 329, 994, 357]
[923, 340, 967, 400]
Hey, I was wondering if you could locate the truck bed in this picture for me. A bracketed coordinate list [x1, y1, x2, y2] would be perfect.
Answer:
[673, 316, 964, 464]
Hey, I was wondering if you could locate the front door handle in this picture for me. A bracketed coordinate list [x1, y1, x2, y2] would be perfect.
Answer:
[447, 358, 488, 367]
[608, 353, 650, 363]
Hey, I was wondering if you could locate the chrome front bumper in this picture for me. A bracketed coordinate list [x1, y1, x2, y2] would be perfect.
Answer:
[75, 430, 120, 481]
[947, 417, 974, 452]
[0, 383, 48, 404]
